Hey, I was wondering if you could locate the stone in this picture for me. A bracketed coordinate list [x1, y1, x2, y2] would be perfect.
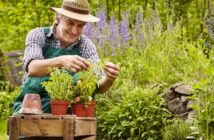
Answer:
[168, 97, 188, 114]
[174, 84, 193, 95]
[163, 82, 194, 116]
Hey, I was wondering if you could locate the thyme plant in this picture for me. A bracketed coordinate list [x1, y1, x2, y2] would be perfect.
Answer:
[42, 60, 103, 104]
[41, 68, 73, 101]
[71, 60, 103, 104]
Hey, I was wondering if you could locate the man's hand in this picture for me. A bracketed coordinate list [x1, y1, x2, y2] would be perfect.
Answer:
[59, 55, 89, 73]
[104, 62, 120, 82]
[97, 62, 119, 93]
[28, 55, 89, 76]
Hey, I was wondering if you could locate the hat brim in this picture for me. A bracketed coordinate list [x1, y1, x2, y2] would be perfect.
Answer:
[50, 7, 100, 22]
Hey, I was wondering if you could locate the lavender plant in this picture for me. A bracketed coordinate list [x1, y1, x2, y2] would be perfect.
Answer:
[119, 11, 129, 49]
[109, 16, 119, 49]
[96, 9, 107, 47]
[94, 7, 214, 139]
[84, 22, 94, 39]
[136, 9, 144, 45]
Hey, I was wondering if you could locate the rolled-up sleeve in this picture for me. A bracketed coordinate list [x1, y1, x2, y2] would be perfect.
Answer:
[24, 28, 45, 72]
[80, 35, 105, 77]
[80, 35, 100, 63]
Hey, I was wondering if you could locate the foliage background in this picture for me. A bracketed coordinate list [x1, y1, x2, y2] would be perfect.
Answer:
[0, 0, 214, 52]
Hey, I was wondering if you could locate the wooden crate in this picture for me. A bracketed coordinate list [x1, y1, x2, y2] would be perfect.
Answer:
[8, 114, 96, 140]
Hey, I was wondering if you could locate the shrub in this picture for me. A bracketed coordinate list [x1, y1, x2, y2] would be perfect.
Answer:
[97, 87, 173, 139]
[192, 76, 214, 139]
[0, 86, 20, 120]
[162, 120, 192, 140]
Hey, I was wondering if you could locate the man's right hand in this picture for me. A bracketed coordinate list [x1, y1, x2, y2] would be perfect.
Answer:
[28, 55, 89, 77]
[58, 55, 89, 73]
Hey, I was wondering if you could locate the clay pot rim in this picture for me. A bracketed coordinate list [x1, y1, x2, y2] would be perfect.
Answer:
[72, 100, 96, 106]
[50, 100, 69, 105]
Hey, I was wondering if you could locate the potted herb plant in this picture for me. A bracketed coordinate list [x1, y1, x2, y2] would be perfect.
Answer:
[42, 60, 103, 116]
[71, 69, 98, 117]
[42, 68, 73, 115]
[70, 60, 104, 117]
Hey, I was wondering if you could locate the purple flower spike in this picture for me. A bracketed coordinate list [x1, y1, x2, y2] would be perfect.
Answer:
[136, 10, 144, 45]
[96, 27, 102, 47]
[109, 16, 119, 48]
[152, 11, 159, 26]
[97, 10, 106, 32]
[120, 11, 129, 48]
[96, 9, 106, 47]
[84, 22, 94, 39]
[136, 10, 143, 25]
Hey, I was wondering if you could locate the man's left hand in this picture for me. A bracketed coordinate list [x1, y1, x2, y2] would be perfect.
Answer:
[104, 62, 120, 82]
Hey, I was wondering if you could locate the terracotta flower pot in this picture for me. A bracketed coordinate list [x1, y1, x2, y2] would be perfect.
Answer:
[72, 100, 96, 117]
[19, 94, 43, 115]
[50, 100, 69, 115]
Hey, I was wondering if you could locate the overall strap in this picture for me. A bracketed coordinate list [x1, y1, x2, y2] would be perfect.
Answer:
[43, 27, 50, 36]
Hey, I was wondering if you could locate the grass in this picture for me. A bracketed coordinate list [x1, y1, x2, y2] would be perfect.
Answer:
[0, 119, 7, 140]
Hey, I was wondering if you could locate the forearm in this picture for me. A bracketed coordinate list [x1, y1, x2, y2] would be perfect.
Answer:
[97, 77, 114, 93]
[28, 57, 62, 77]
[28, 55, 89, 77]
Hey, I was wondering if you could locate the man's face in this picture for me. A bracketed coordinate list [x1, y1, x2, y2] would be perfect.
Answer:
[57, 16, 86, 44]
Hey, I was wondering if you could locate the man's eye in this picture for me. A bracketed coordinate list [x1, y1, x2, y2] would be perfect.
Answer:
[67, 22, 74, 26]
[78, 25, 84, 28]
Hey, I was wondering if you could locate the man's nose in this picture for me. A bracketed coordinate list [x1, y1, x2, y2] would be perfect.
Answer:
[71, 26, 78, 35]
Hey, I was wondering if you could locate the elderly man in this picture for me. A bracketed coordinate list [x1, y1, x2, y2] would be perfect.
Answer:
[13, 0, 119, 113]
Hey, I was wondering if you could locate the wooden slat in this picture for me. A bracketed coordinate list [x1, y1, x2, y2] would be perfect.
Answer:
[20, 119, 63, 137]
[83, 136, 96, 140]
[9, 116, 20, 140]
[63, 118, 74, 140]
[74, 118, 96, 137]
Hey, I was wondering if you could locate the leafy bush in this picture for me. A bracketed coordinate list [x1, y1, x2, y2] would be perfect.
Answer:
[163, 120, 192, 140]
[192, 76, 214, 139]
[97, 87, 173, 139]
[0, 86, 20, 120]
[0, 119, 7, 140]
[94, 12, 214, 139]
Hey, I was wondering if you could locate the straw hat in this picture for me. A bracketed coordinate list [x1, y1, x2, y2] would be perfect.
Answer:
[50, 0, 99, 22]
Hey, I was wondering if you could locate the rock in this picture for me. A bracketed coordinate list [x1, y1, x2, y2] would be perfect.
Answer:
[162, 89, 177, 101]
[174, 84, 193, 95]
[187, 100, 194, 110]
[162, 82, 194, 118]
[168, 97, 188, 114]
[185, 110, 198, 125]
[178, 112, 189, 120]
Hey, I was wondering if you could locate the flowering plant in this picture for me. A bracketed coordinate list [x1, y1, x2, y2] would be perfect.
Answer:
[71, 70, 97, 104]
[42, 60, 103, 105]
[70, 60, 103, 105]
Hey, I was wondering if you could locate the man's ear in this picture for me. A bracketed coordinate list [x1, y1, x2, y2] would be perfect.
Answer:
[56, 13, 61, 24]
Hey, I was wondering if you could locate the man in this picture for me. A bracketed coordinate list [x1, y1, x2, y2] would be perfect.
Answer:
[13, 0, 119, 113]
